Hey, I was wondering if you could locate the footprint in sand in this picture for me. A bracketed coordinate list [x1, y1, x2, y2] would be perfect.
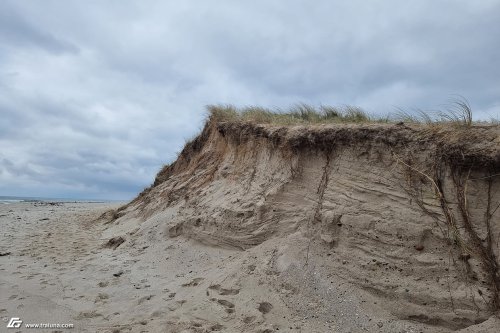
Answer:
[167, 300, 186, 312]
[257, 302, 273, 314]
[76, 310, 103, 319]
[210, 323, 225, 331]
[137, 295, 154, 305]
[181, 277, 204, 287]
[187, 322, 226, 332]
[95, 293, 109, 303]
[211, 298, 235, 314]
[208, 284, 240, 295]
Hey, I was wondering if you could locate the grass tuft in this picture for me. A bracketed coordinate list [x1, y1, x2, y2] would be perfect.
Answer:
[438, 97, 473, 127]
[207, 104, 374, 125]
[394, 97, 479, 127]
[208, 98, 497, 127]
[207, 104, 239, 122]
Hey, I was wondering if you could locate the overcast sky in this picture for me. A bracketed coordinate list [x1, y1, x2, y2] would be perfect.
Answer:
[1, 1, 499, 200]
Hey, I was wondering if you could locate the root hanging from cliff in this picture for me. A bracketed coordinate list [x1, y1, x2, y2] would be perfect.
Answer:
[394, 152, 500, 312]
[314, 153, 332, 224]
[304, 152, 333, 267]
[453, 169, 500, 310]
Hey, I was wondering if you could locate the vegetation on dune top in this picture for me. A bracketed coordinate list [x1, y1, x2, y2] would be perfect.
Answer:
[208, 103, 374, 125]
[207, 98, 496, 127]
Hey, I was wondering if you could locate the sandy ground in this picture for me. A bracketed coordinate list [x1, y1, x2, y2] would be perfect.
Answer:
[1, 202, 499, 333]
[0, 202, 122, 332]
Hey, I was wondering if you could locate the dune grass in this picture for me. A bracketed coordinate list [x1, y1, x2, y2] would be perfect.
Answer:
[394, 98, 474, 127]
[208, 98, 492, 127]
[207, 103, 374, 125]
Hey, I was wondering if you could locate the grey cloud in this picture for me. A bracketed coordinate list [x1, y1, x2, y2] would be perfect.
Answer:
[0, 157, 40, 178]
[0, 3, 78, 55]
[0, 0, 499, 199]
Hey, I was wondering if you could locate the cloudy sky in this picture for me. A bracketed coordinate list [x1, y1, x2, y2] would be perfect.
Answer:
[1, 1, 499, 200]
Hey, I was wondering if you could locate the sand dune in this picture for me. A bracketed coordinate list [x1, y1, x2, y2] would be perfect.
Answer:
[1, 118, 500, 332]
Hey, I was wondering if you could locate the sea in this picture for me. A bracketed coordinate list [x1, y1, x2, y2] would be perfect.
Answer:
[0, 195, 113, 204]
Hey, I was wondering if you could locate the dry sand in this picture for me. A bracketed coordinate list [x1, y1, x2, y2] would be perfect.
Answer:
[0, 197, 498, 333]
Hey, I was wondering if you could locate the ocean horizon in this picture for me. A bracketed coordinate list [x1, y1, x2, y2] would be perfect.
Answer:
[0, 195, 121, 204]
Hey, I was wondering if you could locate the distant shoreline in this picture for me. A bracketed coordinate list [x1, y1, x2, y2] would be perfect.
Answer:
[0, 195, 125, 205]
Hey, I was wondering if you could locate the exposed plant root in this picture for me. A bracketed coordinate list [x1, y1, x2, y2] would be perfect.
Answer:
[393, 153, 463, 244]
[305, 152, 332, 267]
[454, 169, 500, 310]
[394, 151, 500, 312]
[314, 153, 332, 224]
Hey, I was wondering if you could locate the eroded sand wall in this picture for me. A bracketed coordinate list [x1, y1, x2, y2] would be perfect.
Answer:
[120, 121, 500, 329]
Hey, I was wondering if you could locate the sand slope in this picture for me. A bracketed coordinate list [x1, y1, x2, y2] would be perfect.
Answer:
[118, 120, 500, 331]
[1, 120, 500, 332]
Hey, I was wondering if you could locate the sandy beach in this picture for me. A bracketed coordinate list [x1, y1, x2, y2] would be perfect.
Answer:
[0, 201, 438, 333]
[0, 202, 123, 332]
[1, 199, 499, 333]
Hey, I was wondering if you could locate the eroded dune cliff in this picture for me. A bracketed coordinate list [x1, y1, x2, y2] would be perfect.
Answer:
[107, 116, 500, 332]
